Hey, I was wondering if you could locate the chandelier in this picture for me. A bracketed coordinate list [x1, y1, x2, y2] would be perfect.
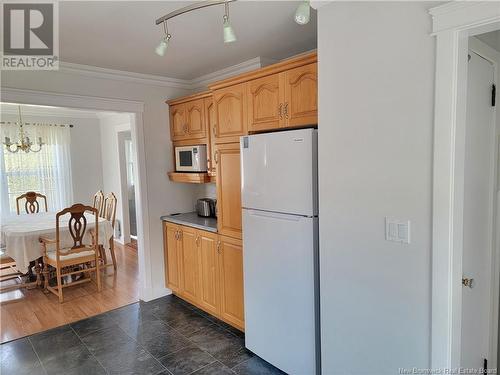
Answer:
[2, 105, 44, 153]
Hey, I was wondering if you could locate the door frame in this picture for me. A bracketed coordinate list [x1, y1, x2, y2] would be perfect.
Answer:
[117, 128, 132, 245]
[0, 87, 154, 302]
[430, 2, 500, 370]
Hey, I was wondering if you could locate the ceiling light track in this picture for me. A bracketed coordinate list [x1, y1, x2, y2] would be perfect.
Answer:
[155, 0, 236, 26]
[154, 0, 237, 56]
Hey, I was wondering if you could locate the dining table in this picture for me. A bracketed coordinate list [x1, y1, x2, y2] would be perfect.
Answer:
[0, 211, 114, 274]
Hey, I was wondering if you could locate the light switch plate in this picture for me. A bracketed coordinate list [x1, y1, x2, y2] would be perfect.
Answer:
[385, 217, 410, 244]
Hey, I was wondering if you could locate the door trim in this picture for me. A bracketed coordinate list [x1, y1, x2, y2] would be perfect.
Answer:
[429, 2, 500, 369]
[0, 86, 158, 302]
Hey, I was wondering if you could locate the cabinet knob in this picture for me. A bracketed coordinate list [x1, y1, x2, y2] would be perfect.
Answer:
[214, 150, 219, 164]
[217, 240, 221, 254]
[279, 103, 283, 120]
[284, 102, 289, 119]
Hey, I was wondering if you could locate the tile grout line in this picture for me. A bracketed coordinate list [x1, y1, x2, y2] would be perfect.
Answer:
[26, 336, 49, 375]
[115, 318, 172, 375]
[70, 325, 110, 375]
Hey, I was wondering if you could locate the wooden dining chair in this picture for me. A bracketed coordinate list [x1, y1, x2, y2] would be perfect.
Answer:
[16, 192, 48, 215]
[92, 190, 105, 217]
[39, 204, 101, 303]
[100, 192, 118, 271]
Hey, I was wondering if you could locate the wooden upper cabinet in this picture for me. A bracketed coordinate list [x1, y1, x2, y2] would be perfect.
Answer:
[164, 222, 182, 293]
[283, 63, 318, 128]
[218, 235, 244, 330]
[170, 103, 188, 141]
[215, 143, 242, 239]
[185, 98, 206, 139]
[197, 230, 219, 316]
[247, 74, 283, 132]
[179, 226, 199, 303]
[213, 83, 247, 144]
[204, 97, 217, 177]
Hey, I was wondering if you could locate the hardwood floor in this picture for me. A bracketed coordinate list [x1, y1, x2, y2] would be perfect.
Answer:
[0, 242, 139, 344]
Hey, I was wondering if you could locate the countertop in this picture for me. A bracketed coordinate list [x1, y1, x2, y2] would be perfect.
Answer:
[161, 212, 217, 233]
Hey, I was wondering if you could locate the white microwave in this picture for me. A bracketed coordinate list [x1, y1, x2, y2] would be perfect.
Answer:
[175, 145, 208, 172]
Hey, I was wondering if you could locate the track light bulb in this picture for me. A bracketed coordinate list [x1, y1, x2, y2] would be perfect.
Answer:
[155, 34, 171, 56]
[223, 16, 236, 43]
[294, 1, 310, 25]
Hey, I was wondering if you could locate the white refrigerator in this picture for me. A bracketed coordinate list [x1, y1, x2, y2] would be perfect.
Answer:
[241, 128, 319, 375]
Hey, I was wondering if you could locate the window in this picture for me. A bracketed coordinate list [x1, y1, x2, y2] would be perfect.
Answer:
[0, 123, 74, 215]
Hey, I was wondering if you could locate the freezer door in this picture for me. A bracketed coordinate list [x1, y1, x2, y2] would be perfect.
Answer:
[241, 128, 318, 216]
[243, 209, 318, 375]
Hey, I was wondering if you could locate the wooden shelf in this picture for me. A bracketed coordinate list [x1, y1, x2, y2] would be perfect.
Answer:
[168, 172, 211, 184]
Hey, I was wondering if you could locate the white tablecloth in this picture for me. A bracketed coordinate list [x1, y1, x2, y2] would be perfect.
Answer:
[0, 212, 113, 273]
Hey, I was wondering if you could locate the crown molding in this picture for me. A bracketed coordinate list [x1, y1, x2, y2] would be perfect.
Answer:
[55, 56, 279, 92]
[59, 61, 192, 90]
[188, 56, 277, 90]
[429, 1, 500, 34]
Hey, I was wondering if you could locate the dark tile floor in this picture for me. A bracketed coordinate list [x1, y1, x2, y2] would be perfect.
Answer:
[0, 295, 286, 375]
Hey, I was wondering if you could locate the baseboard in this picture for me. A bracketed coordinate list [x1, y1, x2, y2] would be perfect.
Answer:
[139, 286, 172, 302]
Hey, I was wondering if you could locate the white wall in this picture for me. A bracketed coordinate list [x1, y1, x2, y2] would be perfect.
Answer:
[99, 113, 130, 244]
[0, 113, 104, 206]
[1, 69, 197, 300]
[69, 117, 104, 204]
[318, 2, 435, 373]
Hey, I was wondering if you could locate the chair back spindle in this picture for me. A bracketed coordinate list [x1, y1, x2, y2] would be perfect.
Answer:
[92, 190, 104, 217]
[16, 192, 48, 215]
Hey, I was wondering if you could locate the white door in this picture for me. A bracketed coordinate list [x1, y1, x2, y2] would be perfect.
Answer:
[242, 208, 318, 374]
[240, 128, 318, 216]
[461, 51, 496, 369]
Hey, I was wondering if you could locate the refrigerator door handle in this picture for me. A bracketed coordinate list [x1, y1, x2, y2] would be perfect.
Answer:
[245, 209, 306, 221]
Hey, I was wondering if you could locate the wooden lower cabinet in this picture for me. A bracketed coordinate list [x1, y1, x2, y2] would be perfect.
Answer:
[218, 235, 245, 330]
[179, 226, 198, 304]
[163, 222, 244, 331]
[163, 223, 182, 293]
[197, 231, 219, 316]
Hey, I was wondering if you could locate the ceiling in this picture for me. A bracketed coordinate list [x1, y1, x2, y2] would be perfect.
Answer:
[476, 30, 500, 53]
[59, 1, 317, 80]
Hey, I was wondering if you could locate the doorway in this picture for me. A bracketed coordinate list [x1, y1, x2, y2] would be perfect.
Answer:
[461, 45, 497, 370]
[430, 4, 500, 369]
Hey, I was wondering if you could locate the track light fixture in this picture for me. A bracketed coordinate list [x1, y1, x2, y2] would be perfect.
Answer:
[223, 1, 236, 43]
[155, 21, 171, 56]
[154, 0, 237, 56]
[294, 0, 310, 25]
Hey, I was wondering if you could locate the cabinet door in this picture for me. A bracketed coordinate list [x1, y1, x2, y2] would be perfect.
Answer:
[179, 226, 199, 303]
[197, 230, 219, 316]
[186, 98, 206, 139]
[215, 143, 242, 239]
[283, 63, 318, 128]
[214, 83, 247, 143]
[218, 235, 244, 330]
[205, 97, 217, 177]
[170, 103, 188, 141]
[164, 223, 182, 293]
[247, 74, 283, 132]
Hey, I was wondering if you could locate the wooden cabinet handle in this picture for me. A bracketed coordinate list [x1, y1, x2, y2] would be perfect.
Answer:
[196, 235, 200, 247]
[213, 125, 217, 137]
[279, 103, 283, 120]
[214, 150, 219, 164]
[284, 103, 289, 119]
[217, 240, 221, 254]
[184, 124, 188, 133]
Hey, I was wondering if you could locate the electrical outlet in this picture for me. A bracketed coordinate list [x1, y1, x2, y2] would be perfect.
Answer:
[385, 217, 410, 244]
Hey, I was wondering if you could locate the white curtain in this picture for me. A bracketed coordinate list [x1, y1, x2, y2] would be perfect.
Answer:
[0, 123, 73, 216]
